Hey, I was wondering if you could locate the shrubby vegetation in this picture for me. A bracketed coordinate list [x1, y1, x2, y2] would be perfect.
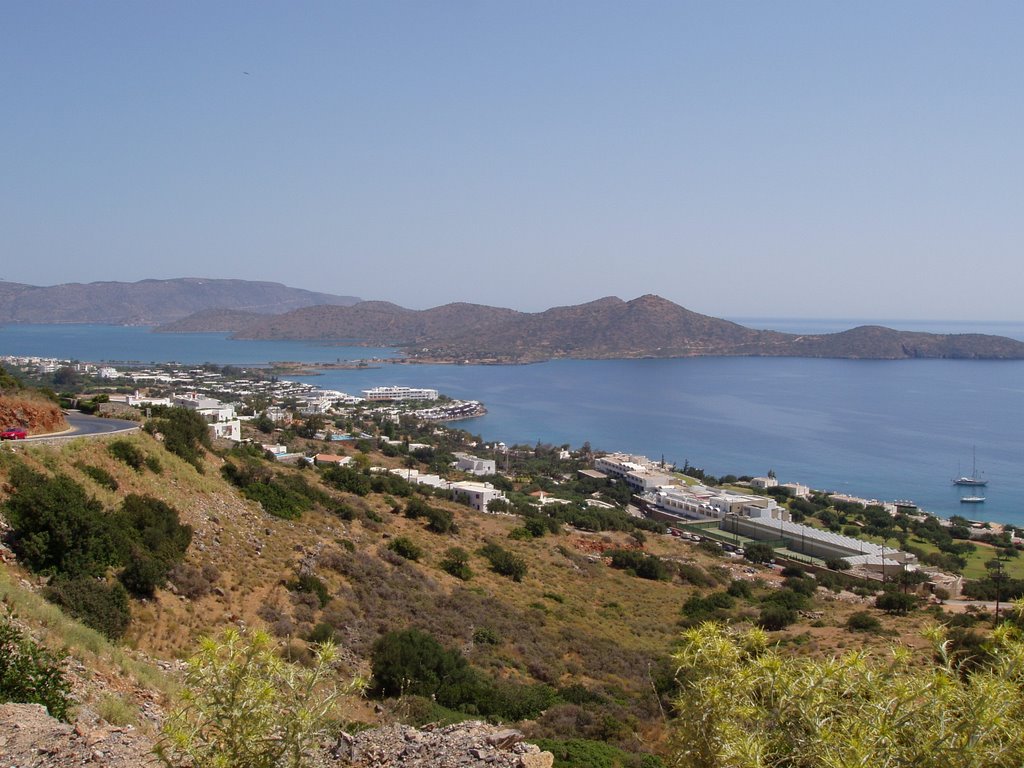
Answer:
[439, 547, 473, 580]
[370, 628, 556, 721]
[4, 466, 121, 579]
[222, 455, 328, 520]
[479, 543, 528, 582]
[75, 462, 119, 490]
[2, 465, 191, 636]
[144, 406, 211, 471]
[607, 549, 669, 580]
[108, 439, 152, 471]
[387, 536, 423, 562]
[536, 738, 664, 768]
[0, 614, 74, 721]
[320, 465, 372, 496]
[671, 618, 1024, 767]
[157, 628, 362, 768]
[44, 577, 132, 640]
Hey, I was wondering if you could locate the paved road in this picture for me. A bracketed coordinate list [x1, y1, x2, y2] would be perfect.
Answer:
[14, 411, 141, 444]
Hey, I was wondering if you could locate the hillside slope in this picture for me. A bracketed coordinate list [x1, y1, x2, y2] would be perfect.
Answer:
[160, 294, 1024, 361]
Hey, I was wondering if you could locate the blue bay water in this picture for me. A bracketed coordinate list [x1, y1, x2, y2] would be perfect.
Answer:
[3, 322, 1023, 525]
[0, 324, 397, 365]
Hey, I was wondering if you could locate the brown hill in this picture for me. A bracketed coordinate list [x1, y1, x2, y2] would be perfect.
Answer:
[159, 294, 1024, 361]
[161, 300, 522, 343]
[0, 278, 361, 326]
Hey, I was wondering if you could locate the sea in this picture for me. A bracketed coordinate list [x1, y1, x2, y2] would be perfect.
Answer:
[2, 320, 1023, 526]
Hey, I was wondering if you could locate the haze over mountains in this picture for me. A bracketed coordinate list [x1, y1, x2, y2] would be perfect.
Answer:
[0, 278, 360, 325]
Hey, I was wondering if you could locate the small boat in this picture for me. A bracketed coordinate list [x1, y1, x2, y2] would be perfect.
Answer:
[953, 447, 987, 487]
[960, 495, 986, 504]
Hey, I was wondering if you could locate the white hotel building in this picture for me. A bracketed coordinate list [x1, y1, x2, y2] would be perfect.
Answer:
[361, 386, 439, 402]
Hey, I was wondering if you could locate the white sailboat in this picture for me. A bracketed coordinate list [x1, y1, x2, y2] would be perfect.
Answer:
[953, 447, 987, 487]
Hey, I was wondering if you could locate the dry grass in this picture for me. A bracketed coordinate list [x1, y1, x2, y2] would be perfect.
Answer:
[0, 435, 957, 745]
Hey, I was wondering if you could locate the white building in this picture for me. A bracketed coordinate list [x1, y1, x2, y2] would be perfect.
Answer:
[645, 484, 786, 522]
[454, 452, 496, 476]
[362, 386, 439, 402]
[451, 481, 507, 512]
[594, 453, 674, 493]
[127, 392, 173, 408]
[779, 482, 810, 498]
[174, 393, 241, 442]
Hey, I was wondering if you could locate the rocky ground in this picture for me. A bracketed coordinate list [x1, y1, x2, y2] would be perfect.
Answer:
[0, 394, 67, 436]
[0, 705, 553, 768]
[0, 704, 159, 767]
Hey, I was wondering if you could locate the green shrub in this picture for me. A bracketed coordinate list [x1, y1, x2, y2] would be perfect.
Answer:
[116, 494, 192, 566]
[439, 547, 473, 580]
[0, 615, 73, 721]
[44, 577, 131, 640]
[479, 543, 528, 582]
[472, 626, 501, 645]
[321, 465, 372, 496]
[223, 461, 326, 520]
[286, 574, 331, 608]
[119, 550, 170, 598]
[826, 557, 852, 571]
[76, 463, 119, 490]
[682, 591, 736, 625]
[425, 506, 455, 534]
[114, 494, 192, 597]
[534, 738, 653, 768]
[371, 628, 476, 705]
[846, 611, 882, 633]
[727, 579, 753, 599]
[388, 537, 423, 562]
[757, 605, 797, 631]
[306, 622, 338, 644]
[762, 588, 808, 611]
[607, 549, 668, 580]
[145, 407, 211, 471]
[108, 440, 146, 470]
[3, 467, 121, 579]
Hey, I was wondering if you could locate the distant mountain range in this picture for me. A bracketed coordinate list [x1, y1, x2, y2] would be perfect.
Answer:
[0, 278, 360, 326]
[157, 294, 1024, 362]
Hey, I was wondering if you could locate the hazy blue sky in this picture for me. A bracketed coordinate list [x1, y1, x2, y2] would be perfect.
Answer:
[3, 2, 1022, 319]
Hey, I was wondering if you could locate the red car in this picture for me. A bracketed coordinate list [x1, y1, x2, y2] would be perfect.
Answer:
[0, 427, 27, 440]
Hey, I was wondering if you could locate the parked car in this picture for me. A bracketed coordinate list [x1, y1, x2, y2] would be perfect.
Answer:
[0, 427, 28, 440]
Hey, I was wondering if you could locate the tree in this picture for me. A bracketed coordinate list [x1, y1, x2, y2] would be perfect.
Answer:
[875, 591, 917, 615]
[157, 628, 361, 768]
[486, 498, 510, 513]
[253, 413, 275, 434]
[671, 618, 1024, 768]
[743, 542, 775, 564]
